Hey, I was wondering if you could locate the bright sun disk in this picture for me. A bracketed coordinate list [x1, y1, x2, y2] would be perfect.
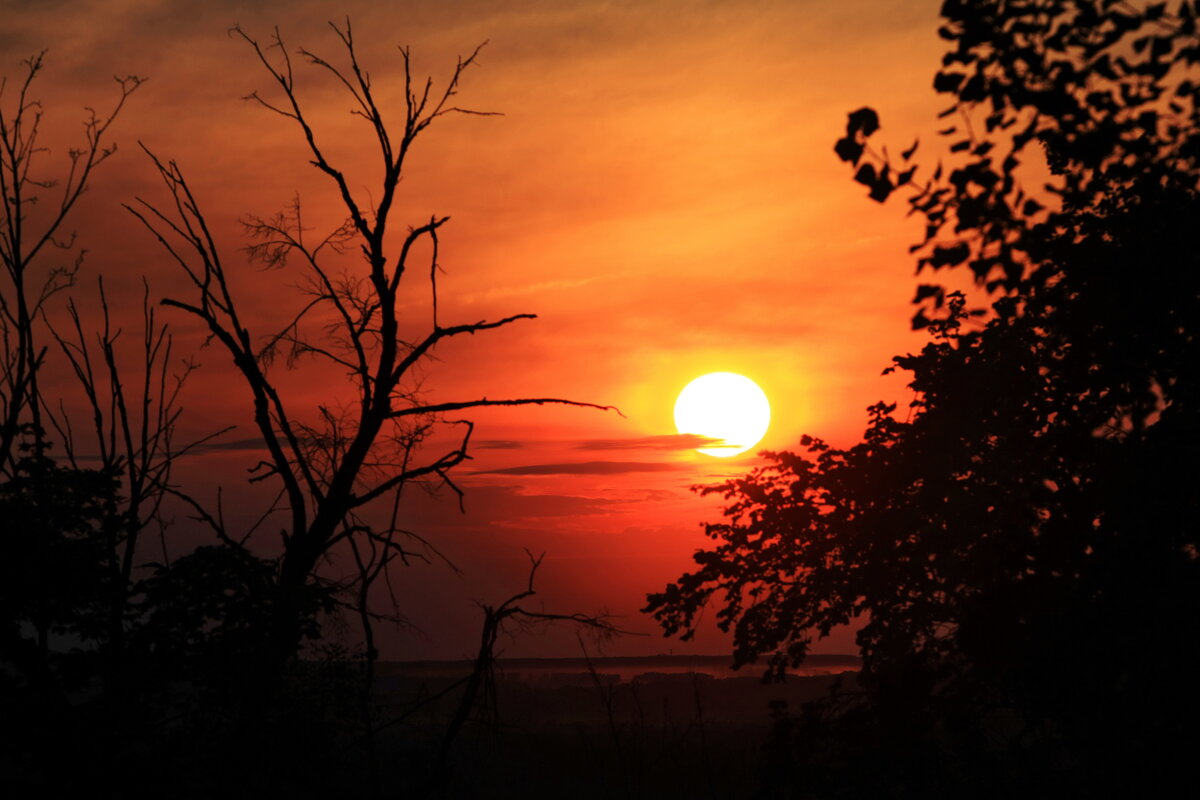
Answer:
[674, 372, 770, 457]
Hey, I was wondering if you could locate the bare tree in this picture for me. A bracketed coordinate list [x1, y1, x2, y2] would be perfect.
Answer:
[0, 51, 145, 700]
[437, 550, 623, 773]
[129, 20, 616, 684]
[0, 51, 142, 473]
[43, 279, 213, 690]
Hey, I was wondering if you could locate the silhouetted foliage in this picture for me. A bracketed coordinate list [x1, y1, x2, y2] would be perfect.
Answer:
[0, 454, 119, 689]
[132, 544, 334, 678]
[648, 0, 1200, 794]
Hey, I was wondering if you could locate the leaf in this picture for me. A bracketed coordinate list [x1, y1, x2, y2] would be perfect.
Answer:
[934, 71, 965, 93]
[835, 136, 864, 164]
[1092, 54, 1117, 80]
[930, 242, 970, 268]
[1112, 10, 1140, 31]
[847, 107, 880, 137]
[869, 169, 895, 202]
[960, 73, 986, 102]
[854, 163, 877, 187]
[913, 284, 944, 303]
[902, 138, 920, 160]
[943, 50, 975, 66]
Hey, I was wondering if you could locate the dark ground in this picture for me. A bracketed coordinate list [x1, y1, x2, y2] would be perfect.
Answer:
[368, 655, 860, 799]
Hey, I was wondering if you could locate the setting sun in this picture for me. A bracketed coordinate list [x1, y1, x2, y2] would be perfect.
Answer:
[674, 372, 771, 457]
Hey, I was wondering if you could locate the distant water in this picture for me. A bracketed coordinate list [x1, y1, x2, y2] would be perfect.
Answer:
[380, 654, 860, 684]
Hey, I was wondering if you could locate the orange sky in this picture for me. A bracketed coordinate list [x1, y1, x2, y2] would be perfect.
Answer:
[6, 0, 955, 660]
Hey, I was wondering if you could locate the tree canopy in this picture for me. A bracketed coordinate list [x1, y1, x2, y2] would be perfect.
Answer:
[647, 0, 1200, 792]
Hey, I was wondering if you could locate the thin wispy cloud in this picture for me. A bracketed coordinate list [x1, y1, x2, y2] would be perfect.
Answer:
[64, 435, 267, 461]
[576, 433, 723, 451]
[189, 437, 268, 453]
[472, 461, 685, 476]
[475, 439, 525, 450]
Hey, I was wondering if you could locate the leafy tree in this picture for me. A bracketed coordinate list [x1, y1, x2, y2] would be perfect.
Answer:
[647, 0, 1200, 793]
[132, 544, 332, 679]
[0, 454, 119, 690]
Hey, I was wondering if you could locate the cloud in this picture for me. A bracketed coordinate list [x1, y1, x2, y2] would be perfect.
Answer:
[456, 274, 612, 306]
[412, 483, 617, 520]
[472, 434, 721, 453]
[575, 433, 724, 451]
[66, 436, 268, 460]
[472, 461, 685, 476]
[475, 439, 525, 450]
[190, 436, 530, 455]
[189, 437, 267, 453]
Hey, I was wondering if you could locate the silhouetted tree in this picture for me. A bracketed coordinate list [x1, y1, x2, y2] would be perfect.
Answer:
[131, 19, 614, 707]
[647, 1, 1200, 794]
[0, 52, 141, 472]
[0, 51, 217, 793]
[2, 26, 620, 796]
[0, 453, 118, 688]
[434, 551, 621, 781]
[0, 52, 148, 691]
[42, 282, 219, 692]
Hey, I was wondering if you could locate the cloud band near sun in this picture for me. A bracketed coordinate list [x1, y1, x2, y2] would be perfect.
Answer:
[575, 433, 725, 451]
[471, 461, 687, 476]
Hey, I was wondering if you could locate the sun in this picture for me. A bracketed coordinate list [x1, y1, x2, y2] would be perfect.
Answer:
[674, 372, 771, 458]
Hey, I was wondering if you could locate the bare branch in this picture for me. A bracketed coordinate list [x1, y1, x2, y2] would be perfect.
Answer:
[389, 396, 623, 419]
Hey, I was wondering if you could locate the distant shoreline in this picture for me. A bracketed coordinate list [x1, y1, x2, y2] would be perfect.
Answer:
[379, 653, 861, 669]
[374, 653, 862, 683]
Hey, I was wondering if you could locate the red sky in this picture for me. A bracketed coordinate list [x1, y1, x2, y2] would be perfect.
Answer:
[6, 0, 954, 661]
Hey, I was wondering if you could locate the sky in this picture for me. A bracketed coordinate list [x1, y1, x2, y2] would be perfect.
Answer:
[4, 0, 954, 661]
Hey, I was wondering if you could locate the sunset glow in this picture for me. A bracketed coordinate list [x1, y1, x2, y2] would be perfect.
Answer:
[6, 0, 1193, 792]
[0, 0, 946, 662]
